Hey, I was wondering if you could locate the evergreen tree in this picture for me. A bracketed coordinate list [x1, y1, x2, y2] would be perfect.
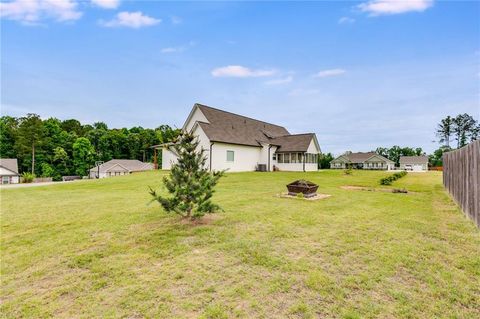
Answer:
[436, 115, 453, 147]
[149, 132, 224, 220]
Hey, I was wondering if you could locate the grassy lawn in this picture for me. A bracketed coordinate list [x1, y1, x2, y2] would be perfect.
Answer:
[1, 170, 479, 318]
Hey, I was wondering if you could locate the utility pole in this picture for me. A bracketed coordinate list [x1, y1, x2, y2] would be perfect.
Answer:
[95, 161, 104, 179]
[153, 148, 158, 169]
[31, 142, 35, 174]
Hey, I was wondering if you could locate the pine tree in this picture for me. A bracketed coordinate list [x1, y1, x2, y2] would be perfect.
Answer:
[149, 132, 224, 220]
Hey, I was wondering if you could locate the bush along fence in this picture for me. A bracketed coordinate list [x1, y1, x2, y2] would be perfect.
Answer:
[379, 171, 407, 185]
[443, 140, 479, 228]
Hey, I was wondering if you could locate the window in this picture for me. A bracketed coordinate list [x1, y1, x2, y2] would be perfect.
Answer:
[284, 153, 290, 163]
[277, 153, 283, 163]
[226, 150, 234, 162]
[273, 154, 277, 161]
[2, 176, 9, 184]
[298, 153, 303, 163]
[291, 153, 297, 163]
[307, 153, 312, 163]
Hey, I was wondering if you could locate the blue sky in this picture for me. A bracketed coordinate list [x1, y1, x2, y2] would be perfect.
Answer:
[1, 0, 479, 155]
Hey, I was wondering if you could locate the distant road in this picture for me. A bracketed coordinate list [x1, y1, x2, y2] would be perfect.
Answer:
[0, 180, 87, 189]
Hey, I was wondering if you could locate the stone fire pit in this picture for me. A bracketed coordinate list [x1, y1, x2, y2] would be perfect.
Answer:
[286, 180, 319, 198]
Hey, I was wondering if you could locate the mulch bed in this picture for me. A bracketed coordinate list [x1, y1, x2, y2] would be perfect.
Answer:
[276, 193, 332, 201]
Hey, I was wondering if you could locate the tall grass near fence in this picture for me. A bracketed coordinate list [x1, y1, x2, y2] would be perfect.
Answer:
[443, 140, 480, 228]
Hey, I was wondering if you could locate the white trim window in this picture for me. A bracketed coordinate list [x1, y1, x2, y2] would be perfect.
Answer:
[226, 150, 235, 162]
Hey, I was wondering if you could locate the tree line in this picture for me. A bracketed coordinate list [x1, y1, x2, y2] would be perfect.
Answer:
[431, 113, 479, 166]
[0, 114, 180, 180]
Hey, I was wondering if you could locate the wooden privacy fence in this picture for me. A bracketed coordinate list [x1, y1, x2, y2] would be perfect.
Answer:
[443, 140, 480, 228]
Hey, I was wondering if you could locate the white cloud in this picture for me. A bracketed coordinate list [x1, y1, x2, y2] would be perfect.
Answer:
[313, 69, 346, 78]
[211, 65, 276, 78]
[91, 0, 119, 9]
[100, 11, 160, 28]
[0, 0, 82, 24]
[170, 16, 182, 24]
[265, 76, 293, 85]
[338, 16, 355, 24]
[358, 0, 434, 16]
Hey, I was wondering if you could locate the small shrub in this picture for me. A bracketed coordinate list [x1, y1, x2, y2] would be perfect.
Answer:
[379, 171, 407, 185]
[380, 177, 392, 185]
[40, 163, 54, 178]
[344, 168, 353, 175]
[296, 192, 305, 199]
[21, 172, 35, 183]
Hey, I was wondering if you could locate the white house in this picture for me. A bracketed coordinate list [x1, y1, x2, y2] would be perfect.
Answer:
[399, 156, 429, 171]
[330, 152, 395, 170]
[89, 159, 154, 179]
[161, 103, 321, 172]
[0, 158, 20, 184]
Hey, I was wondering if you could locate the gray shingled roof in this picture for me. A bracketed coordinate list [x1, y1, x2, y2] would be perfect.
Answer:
[0, 158, 19, 174]
[270, 134, 315, 153]
[345, 152, 376, 163]
[89, 159, 154, 173]
[399, 156, 428, 164]
[332, 152, 393, 164]
[195, 104, 316, 152]
[197, 104, 290, 147]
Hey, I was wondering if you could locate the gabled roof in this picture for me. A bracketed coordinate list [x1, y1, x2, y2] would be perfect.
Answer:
[0, 158, 19, 174]
[331, 152, 393, 164]
[90, 159, 154, 173]
[364, 154, 394, 163]
[400, 156, 428, 164]
[345, 152, 377, 163]
[195, 104, 290, 147]
[270, 133, 317, 153]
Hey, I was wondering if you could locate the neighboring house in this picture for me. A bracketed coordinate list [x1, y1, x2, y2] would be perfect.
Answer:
[89, 159, 154, 179]
[0, 158, 20, 184]
[161, 103, 321, 172]
[330, 152, 395, 170]
[399, 156, 429, 171]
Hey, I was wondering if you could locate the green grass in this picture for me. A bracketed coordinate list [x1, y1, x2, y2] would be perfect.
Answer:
[1, 170, 479, 318]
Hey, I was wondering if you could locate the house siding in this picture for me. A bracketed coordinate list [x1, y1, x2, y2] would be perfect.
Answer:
[400, 163, 427, 171]
[211, 142, 261, 172]
[184, 107, 209, 132]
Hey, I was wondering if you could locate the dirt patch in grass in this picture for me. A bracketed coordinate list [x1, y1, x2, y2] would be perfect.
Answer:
[178, 214, 222, 226]
[341, 185, 411, 194]
[276, 193, 332, 201]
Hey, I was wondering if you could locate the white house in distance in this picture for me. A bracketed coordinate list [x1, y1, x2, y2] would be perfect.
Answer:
[0, 158, 20, 184]
[330, 152, 395, 170]
[161, 103, 321, 172]
[399, 156, 429, 171]
[89, 159, 154, 178]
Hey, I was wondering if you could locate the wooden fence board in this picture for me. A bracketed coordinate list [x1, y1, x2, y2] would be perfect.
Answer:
[443, 140, 480, 228]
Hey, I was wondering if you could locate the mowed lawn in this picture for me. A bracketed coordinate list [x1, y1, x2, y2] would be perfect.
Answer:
[1, 170, 479, 318]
